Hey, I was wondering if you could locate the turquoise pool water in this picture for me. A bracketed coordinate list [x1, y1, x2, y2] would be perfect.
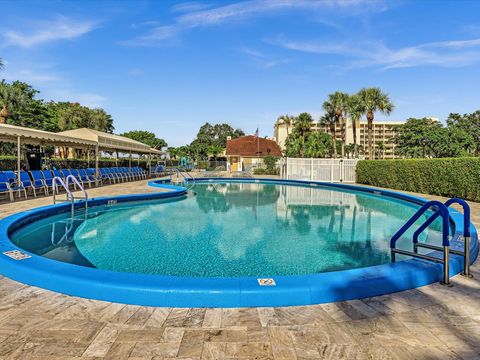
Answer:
[11, 182, 443, 277]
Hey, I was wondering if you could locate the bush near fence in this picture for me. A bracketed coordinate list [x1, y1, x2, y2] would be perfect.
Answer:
[356, 158, 480, 202]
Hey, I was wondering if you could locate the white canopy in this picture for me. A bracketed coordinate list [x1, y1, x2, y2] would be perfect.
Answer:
[58, 128, 162, 154]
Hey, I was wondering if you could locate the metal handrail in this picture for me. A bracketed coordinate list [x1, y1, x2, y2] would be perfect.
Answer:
[172, 167, 196, 191]
[66, 175, 89, 218]
[52, 176, 74, 203]
[390, 200, 451, 285]
[390, 201, 450, 248]
[52, 176, 75, 218]
[412, 198, 472, 277]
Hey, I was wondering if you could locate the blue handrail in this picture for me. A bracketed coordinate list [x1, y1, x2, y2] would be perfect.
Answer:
[413, 198, 470, 244]
[390, 200, 450, 248]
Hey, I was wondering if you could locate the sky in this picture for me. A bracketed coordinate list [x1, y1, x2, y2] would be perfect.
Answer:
[1, 0, 480, 146]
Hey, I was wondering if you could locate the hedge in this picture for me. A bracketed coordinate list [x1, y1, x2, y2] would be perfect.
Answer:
[356, 158, 480, 202]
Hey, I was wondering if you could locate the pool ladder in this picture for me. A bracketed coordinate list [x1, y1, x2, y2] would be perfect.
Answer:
[52, 175, 89, 219]
[171, 167, 196, 192]
[390, 198, 472, 286]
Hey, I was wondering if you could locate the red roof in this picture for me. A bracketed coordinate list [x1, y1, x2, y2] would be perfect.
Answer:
[226, 135, 282, 157]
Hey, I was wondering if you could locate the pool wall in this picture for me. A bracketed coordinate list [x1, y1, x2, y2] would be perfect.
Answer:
[0, 178, 477, 308]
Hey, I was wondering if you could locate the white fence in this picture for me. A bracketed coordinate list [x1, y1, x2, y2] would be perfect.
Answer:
[281, 158, 358, 183]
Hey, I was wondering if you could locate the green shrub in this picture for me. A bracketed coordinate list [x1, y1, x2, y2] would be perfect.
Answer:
[356, 158, 480, 202]
[253, 167, 280, 175]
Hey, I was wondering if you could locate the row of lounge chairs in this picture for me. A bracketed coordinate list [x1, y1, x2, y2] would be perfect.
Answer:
[0, 167, 149, 202]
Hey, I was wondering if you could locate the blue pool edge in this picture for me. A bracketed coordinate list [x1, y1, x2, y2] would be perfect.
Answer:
[0, 178, 477, 308]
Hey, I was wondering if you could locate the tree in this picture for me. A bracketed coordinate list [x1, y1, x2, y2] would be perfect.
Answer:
[395, 118, 442, 158]
[0, 80, 29, 123]
[345, 94, 362, 158]
[319, 107, 337, 158]
[447, 111, 480, 156]
[276, 114, 295, 137]
[304, 131, 333, 158]
[375, 141, 385, 159]
[0, 58, 4, 70]
[207, 144, 224, 160]
[121, 130, 167, 149]
[356, 88, 394, 160]
[50, 102, 115, 133]
[323, 92, 349, 158]
[293, 112, 314, 158]
[284, 134, 303, 158]
[189, 122, 244, 160]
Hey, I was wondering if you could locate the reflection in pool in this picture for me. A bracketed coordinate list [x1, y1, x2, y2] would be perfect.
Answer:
[11, 182, 443, 277]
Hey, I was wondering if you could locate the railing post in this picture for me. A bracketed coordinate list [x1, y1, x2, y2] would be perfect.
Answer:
[463, 236, 472, 278]
[443, 246, 451, 286]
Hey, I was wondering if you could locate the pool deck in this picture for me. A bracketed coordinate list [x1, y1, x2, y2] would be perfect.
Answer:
[0, 178, 479, 359]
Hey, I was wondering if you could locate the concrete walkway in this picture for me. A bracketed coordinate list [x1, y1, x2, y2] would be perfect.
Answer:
[0, 179, 479, 359]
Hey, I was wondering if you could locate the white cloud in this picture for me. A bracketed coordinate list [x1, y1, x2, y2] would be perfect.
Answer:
[269, 35, 480, 69]
[124, 0, 377, 46]
[2, 16, 98, 48]
[46, 89, 107, 108]
[171, 2, 212, 13]
[2, 68, 60, 83]
[239, 46, 293, 69]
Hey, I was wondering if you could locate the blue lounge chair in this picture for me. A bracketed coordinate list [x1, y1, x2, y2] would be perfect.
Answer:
[87, 168, 103, 185]
[77, 169, 94, 187]
[40, 170, 55, 192]
[20, 171, 46, 197]
[0, 171, 26, 200]
[100, 168, 116, 183]
[52, 169, 64, 180]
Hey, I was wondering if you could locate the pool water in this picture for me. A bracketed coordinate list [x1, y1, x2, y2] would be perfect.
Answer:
[11, 182, 444, 277]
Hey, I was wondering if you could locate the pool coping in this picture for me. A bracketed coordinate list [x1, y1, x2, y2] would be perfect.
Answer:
[0, 178, 477, 308]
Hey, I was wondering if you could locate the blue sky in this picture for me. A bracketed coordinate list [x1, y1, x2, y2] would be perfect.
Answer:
[2, 0, 480, 146]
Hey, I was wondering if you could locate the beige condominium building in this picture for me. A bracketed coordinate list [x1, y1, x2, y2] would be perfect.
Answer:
[274, 117, 413, 159]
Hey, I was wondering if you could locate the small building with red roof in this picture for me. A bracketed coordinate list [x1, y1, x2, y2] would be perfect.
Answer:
[225, 135, 282, 172]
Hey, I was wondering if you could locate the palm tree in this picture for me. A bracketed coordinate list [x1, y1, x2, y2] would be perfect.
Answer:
[294, 112, 313, 157]
[323, 92, 349, 158]
[345, 94, 363, 158]
[276, 114, 295, 137]
[319, 106, 337, 158]
[0, 58, 4, 70]
[375, 141, 386, 159]
[356, 88, 394, 160]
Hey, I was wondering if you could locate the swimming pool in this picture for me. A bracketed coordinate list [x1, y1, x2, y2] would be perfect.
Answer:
[0, 179, 477, 307]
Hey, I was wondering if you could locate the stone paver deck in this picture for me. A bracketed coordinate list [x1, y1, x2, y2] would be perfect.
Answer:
[0, 179, 479, 359]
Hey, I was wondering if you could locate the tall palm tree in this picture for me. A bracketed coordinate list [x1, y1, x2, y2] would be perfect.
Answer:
[295, 112, 313, 158]
[345, 94, 363, 158]
[356, 88, 394, 160]
[323, 92, 349, 158]
[319, 106, 337, 158]
[276, 114, 295, 137]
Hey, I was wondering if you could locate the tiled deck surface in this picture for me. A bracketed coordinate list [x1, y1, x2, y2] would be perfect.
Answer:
[0, 179, 479, 359]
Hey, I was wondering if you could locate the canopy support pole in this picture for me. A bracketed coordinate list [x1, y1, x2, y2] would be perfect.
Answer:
[148, 153, 151, 176]
[17, 136, 21, 179]
[115, 150, 118, 166]
[87, 148, 90, 167]
[137, 154, 140, 166]
[95, 144, 99, 186]
[129, 150, 132, 168]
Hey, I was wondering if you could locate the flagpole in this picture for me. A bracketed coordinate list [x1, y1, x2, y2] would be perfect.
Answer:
[256, 125, 260, 172]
